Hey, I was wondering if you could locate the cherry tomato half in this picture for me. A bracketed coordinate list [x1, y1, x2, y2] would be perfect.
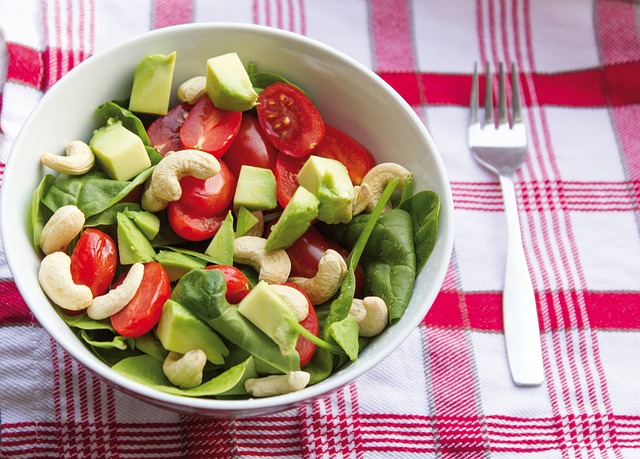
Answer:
[282, 282, 318, 368]
[147, 102, 191, 155]
[177, 159, 236, 218]
[313, 125, 376, 185]
[180, 96, 242, 157]
[257, 82, 325, 158]
[70, 228, 118, 298]
[204, 265, 252, 304]
[110, 261, 171, 338]
[274, 152, 308, 208]
[222, 114, 278, 178]
[167, 201, 229, 241]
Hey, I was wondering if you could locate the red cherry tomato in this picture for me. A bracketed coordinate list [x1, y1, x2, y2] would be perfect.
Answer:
[222, 114, 278, 177]
[176, 159, 236, 218]
[285, 225, 365, 296]
[147, 102, 191, 155]
[282, 282, 318, 367]
[110, 262, 171, 338]
[274, 152, 308, 208]
[256, 82, 325, 158]
[180, 96, 242, 157]
[313, 125, 376, 185]
[204, 265, 252, 304]
[70, 229, 118, 298]
[167, 201, 229, 241]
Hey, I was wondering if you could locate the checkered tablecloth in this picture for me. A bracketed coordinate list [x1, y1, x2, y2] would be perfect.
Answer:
[1, 1, 640, 457]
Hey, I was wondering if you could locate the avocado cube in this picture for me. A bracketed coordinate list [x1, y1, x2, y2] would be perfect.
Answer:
[265, 186, 319, 251]
[116, 212, 156, 265]
[233, 165, 277, 211]
[129, 51, 176, 116]
[154, 250, 206, 282]
[237, 281, 299, 357]
[297, 155, 354, 224]
[156, 300, 229, 365]
[206, 52, 258, 112]
[90, 121, 151, 181]
[235, 206, 259, 237]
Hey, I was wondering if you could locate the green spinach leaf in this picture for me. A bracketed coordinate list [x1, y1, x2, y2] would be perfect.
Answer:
[42, 167, 154, 217]
[171, 268, 230, 322]
[399, 190, 440, 273]
[29, 174, 56, 253]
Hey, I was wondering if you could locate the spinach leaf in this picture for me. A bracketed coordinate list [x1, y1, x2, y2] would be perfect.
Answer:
[112, 355, 257, 397]
[399, 190, 440, 273]
[97, 101, 152, 146]
[42, 167, 154, 217]
[171, 268, 230, 322]
[96, 102, 162, 165]
[249, 72, 300, 92]
[209, 307, 300, 374]
[84, 202, 142, 227]
[327, 316, 360, 362]
[325, 208, 416, 323]
[29, 174, 56, 254]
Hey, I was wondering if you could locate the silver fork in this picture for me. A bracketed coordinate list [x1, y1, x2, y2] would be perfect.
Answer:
[468, 62, 544, 387]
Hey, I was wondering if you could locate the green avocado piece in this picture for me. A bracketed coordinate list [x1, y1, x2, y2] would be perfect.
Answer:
[233, 165, 277, 211]
[265, 186, 319, 251]
[206, 52, 259, 112]
[89, 120, 152, 181]
[204, 211, 234, 265]
[156, 299, 229, 365]
[154, 250, 206, 282]
[237, 281, 299, 357]
[116, 212, 156, 265]
[123, 208, 160, 240]
[297, 155, 354, 224]
[134, 332, 169, 362]
[235, 206, 259, 237]
[128, 51, 176, 115]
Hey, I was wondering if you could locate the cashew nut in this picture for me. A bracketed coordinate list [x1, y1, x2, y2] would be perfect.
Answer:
[41, 140, 95, 175]
[352, 185, 369, 215]
[177, 76, 207, 105]
[245, 371, 311, 398]
[86, 263, 144, 320]
[348, 296, 389, 337]
[233, 236, 291, 284]
[141, 150, 221, 212]
[162, 350, 207, 389]
[358, 163, 412, 214]
[270, 284, 309, 322]
[288, 249, 347, 305]
[38, 251, 93, 311]
[39, 205, 85, 255]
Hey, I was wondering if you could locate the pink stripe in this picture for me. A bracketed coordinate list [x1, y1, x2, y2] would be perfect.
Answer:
[370, 0, 414, 71]
[153, 0, 192, 29]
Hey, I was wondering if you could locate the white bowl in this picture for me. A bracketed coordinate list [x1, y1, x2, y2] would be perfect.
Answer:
[0, 23, 453, 417]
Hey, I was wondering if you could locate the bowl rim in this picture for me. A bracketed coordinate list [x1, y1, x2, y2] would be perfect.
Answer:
[0, 22, 454, 416]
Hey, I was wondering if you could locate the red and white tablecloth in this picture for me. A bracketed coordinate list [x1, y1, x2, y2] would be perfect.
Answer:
[1, 1, 640, 457]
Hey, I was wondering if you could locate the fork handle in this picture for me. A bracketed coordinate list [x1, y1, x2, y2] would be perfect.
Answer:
[499, 174, 544, 386]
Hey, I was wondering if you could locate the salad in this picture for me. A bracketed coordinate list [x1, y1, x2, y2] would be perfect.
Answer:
[30, 51, 440, 399]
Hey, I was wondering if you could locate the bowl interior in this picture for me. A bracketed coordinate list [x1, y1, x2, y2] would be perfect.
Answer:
[0, 23, 453, 417]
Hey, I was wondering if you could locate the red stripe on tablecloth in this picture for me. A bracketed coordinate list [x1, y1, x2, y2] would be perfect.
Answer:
[426, 291, 640, 331]
[0, 281, 34, 324]
[182, 416, 236, 458]
[451, 180, 640, 212]
[370, 0, 414, 72]
[252, 0, 306, 35]
[5, 43, 44, 88]
[152, 0, 193, 28]
[299, 386, 361, 457]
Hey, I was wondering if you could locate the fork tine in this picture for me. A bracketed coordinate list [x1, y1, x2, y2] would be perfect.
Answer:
[511, 63, 523, 124]
[484, 61, 493, 125]
[470, 62, 479, 125]
[498, 63, 508, 125]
